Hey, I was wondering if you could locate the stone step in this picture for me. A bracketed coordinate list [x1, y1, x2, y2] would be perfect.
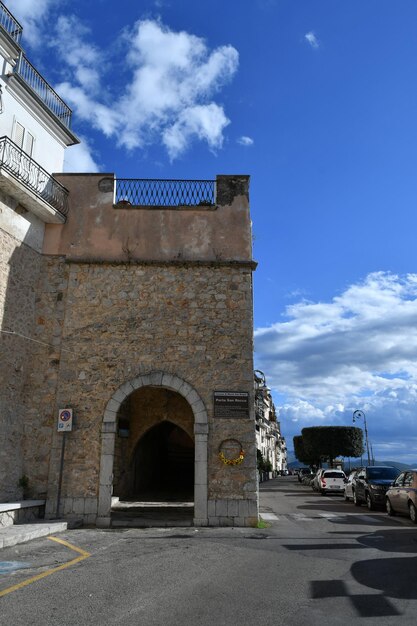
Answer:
[0, 521, 68, 549]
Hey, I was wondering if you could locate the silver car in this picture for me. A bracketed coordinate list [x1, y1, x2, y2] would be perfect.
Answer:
[386, 469, 417, 523]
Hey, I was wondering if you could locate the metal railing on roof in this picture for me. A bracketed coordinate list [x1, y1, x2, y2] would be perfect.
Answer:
[15, 54, 73, 129]
[0, 1, 22, 44]
[115, 178, 216, 207]
[0, 136, 69, 218]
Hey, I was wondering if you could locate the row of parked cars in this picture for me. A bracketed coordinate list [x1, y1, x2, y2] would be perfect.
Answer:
[296, 465, 417, 523]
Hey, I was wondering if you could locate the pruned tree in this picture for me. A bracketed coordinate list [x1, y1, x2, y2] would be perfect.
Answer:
[301, 426, 364, 467]
[293, 435, 319, 467]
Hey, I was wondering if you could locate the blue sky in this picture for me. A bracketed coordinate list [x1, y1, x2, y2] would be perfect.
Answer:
[9, 0, 417, 463]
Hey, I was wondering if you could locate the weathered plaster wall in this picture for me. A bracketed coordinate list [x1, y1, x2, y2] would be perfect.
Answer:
[43, 174, 252, 263]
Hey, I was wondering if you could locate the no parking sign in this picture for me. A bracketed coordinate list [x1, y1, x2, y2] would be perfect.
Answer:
[57, 408, 73, 432]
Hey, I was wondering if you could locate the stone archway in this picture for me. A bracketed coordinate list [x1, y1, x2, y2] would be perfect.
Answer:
[97, 371, 208, 527]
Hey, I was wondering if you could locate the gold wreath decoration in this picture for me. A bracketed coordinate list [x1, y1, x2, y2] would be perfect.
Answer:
[219, 450, 245, 466]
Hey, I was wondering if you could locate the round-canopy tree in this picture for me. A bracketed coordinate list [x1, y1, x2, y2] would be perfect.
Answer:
[301, 426, 364, 467]
[293, 435, 320, 467]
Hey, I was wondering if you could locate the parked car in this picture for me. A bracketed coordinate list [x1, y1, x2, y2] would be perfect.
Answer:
[385, 469, 417, 523]
[297, 468, 312, 483]
[317, 469, 346, 495]
[353, 466, 400, 510]
[301, 472, 315, 486]
[344, 469, 359, 501]
[312, 469, 325, 491]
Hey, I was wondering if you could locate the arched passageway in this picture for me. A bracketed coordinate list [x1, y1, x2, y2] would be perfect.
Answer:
[98, 371, 209, 528]
[133, 422, 194, 500]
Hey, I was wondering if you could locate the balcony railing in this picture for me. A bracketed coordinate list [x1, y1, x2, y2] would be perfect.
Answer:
[15, 54, 72, 129]
[0, 1, 22, 44]
[0, 136, 69, 218]
[115, 178, 216, 207]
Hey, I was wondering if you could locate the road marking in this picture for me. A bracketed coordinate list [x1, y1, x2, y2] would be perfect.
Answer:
[0, 536, 91, 598]
[261, 513, 279, 521]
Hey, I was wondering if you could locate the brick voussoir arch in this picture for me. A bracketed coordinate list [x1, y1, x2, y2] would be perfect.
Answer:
[97, 370, 209, 528]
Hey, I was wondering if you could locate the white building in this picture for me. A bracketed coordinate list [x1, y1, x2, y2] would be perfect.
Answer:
[254, 371, 287, 476]
[0, 0, 78, 238]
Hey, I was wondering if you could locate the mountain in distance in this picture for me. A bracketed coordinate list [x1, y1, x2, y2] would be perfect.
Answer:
[286, 451, 416, 471]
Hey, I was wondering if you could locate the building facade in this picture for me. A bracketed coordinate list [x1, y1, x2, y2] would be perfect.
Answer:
[255, 371, 287, 476]
[0, 3, 258, 528]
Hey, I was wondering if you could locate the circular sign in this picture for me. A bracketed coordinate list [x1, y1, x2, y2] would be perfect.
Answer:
[60, 410, 72, 422]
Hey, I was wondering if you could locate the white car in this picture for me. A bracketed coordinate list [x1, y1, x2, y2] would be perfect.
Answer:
[318, 469, 346, 495]
[344, 470, 359, 501]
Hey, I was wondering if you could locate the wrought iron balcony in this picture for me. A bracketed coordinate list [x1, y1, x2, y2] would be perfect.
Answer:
[15, 54, 72, 129]
[0, 1, 22, 44]
[115, 178, 216, 207]
[0, 136, 69, 218]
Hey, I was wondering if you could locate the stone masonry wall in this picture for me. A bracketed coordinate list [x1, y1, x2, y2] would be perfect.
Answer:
[23, 258, 257, 523]
[0, 227, 42, 501]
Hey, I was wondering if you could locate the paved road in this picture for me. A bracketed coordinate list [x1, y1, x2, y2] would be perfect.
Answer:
[1, 477, 416, 625]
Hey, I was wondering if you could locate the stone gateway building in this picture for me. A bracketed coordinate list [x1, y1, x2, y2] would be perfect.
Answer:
[1, 172, 259, 527]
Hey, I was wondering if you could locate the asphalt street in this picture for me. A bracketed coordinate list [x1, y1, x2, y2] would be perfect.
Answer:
[1, 476, 416, 625]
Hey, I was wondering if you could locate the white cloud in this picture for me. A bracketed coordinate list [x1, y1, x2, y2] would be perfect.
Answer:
[50, 16, 101, 91]
[255, 272, 417, 462]
[305, 31, 319, 49]
[7, 0, 58, 46]
[63, 138, 100, 173]
[52, 18, 238, 160]
[237, 136, 254, 146]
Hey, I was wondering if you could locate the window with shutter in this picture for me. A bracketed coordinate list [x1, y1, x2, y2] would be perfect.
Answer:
[13, 122, 35, 157]
[14, 121, 25, 149]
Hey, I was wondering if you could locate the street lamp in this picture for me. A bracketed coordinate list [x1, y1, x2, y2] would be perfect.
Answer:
[353, 409, 371, 466]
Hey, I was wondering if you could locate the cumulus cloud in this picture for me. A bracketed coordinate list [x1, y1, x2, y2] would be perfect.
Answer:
[51, 17, 238, 159]
[305, 31, 319, 49]
[7, 0, 58, 46]
[255, 272, 417, 462]
[237, 136, 254, 146]
[63, 138, 100, 173]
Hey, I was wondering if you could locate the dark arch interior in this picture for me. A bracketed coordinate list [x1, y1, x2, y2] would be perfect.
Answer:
[132, 421, 194, 500]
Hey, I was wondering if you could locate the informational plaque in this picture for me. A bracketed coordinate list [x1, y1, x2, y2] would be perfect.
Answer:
[213, 391, 250, 419]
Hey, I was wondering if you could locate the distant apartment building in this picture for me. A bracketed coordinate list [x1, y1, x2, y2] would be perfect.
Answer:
[0, 3, 258, 527]
[255, 371, 287, 476]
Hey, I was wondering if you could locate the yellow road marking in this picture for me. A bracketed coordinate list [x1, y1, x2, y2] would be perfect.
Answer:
[0, 536, 91, 598]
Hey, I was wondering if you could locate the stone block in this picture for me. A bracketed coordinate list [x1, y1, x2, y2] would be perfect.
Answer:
[101, 433, 115, 455]
[248, 500, 258, 517]
[194, 462, 206, 486]
[208, 517, 220, 527]
[194, 423, 208, 436]
[73, 498, 85, 515]
[195, 443, 207, 463]
[194, 408, 208, 424]
[99, 455, 114, 485]
[96, 516, 111, 528]
[227, 500, 239, 517]
[103, 408, 117, 423]
[186, 389, 200, 405]
[215, 499, 228, 516]
[84, 498, 97, 515]
[234, 517, 246, 527]
[102, 422, 116, 433]
[161, 373, 179, 390]
[238, 500, 249, 517]
[219, 516, 234, 527]
[106, 398, 121, 413]
[64, 498, 73, 515]
[148, 371, 163, 386]
[207, 499, 216, 518]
